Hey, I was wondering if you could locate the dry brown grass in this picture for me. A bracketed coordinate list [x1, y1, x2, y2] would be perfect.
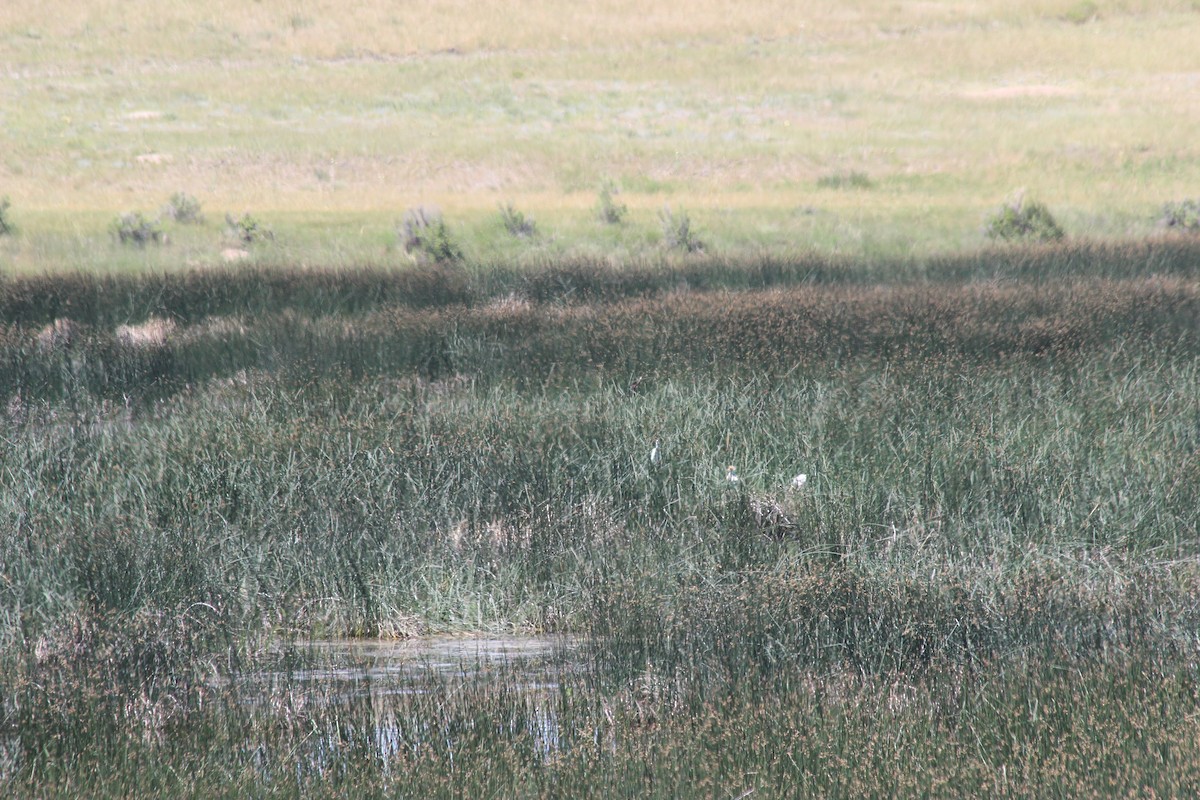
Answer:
[115, 316, 175, 347]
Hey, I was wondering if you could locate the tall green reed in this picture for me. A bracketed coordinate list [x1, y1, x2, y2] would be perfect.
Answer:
[3, 245, 1198, 796]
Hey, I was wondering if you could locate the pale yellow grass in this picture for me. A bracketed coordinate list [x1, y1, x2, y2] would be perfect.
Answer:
[0, 1, 841, 61]
[5, 1, 1194, 61]
[2, 0, 1200, 265]
[116, 317, 175, 347]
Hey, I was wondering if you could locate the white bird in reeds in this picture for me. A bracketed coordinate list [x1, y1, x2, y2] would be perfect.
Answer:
[726, 465, 740, 483]
[650, 439, 661, 465]
[791, 473, 808, 490]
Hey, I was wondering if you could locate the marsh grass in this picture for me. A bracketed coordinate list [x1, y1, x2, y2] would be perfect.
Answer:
[2, 244, 1198, 794]
[2, 259, 1195, 403]
[4, 238, 1199, 327]
[7, 634, 1200, 796]
[6, 0, 1200, 789]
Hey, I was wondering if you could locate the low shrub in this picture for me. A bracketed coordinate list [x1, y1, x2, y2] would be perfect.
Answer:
[0, 195, 15, 236]
[816, 170, 873, 190]
[110, 212, 166, 246]
[224, 213, 273, 245]
[595, 181, 628, 225]
[400, 207, 464, 264]
[660, 206, 704, 253]
[1158, 199, 1200, 233]
[984, 195, 1065, 243]
[162, 192, 204, 224]
[499, 202, 537, 238]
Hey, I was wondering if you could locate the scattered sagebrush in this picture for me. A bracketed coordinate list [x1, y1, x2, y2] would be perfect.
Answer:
[224, 213, 273, 245]
[595, 182, 628, 225]
[499, 202, 537, 237]
[162, 192, 204, 224]
[400, 207, 464, 264]
[984, 195, 1065, 242]
[111, 212, 166, 246]
[0, 195, 15, 235]
[1159, 199, 1200, 233]
[660, 206, 704, 252]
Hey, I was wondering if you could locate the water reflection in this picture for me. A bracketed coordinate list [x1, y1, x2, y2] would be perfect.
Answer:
[253, 634, 584, 768]
[284, 634, 580, 687]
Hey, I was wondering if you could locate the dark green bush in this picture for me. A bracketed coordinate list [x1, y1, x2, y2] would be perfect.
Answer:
[984, 196, 1065, 243]
[400, 207, 464, 264]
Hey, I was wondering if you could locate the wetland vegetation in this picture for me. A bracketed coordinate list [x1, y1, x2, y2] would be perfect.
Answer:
[2, 241, 1199, 796]
[3, 0, 1200, 795]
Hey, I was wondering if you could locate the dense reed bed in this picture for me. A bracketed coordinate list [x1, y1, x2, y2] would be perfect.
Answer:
[3, 266, 1196, 402]
[2, 238, 1199, 327]
[2, 241, 1198, 795]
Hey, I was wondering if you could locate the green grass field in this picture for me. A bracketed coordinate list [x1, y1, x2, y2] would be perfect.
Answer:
[3, 2, 1200, 796]
[3, 0, 1200, 269]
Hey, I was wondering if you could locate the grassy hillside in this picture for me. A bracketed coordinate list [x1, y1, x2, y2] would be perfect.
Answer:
[2, 1, 1200, 269]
